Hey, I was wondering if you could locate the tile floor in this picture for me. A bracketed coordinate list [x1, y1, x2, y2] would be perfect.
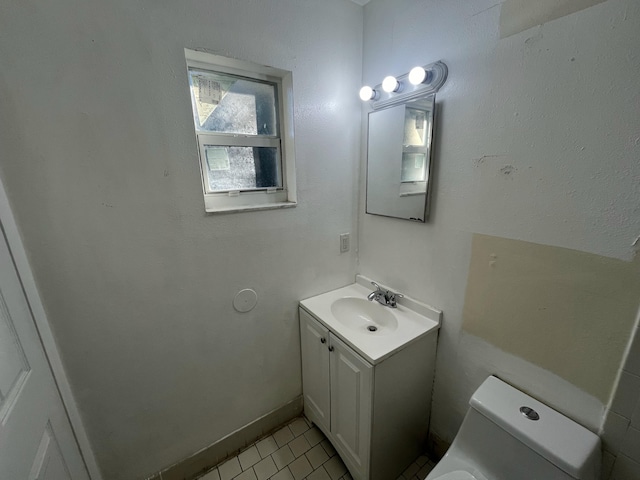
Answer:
[197, 416, 435, 480]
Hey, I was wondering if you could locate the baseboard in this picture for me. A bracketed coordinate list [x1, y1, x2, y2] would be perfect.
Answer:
[148, 396, 303, 480]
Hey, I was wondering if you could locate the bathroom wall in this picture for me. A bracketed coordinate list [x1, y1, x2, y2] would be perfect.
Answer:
[0, 1, 362, 479]
[359, 0, 640, 451]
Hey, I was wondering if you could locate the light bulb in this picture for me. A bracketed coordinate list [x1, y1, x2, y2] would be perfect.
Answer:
[359, 86, 376, 101]
[408, 66, 427, 85]
[382, 76, 400, 93]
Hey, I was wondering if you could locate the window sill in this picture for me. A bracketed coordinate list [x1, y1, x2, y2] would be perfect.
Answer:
[204, 201, 297, 214]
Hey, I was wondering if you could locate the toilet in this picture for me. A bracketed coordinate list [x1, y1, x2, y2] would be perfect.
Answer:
[426, 376, 601, 480]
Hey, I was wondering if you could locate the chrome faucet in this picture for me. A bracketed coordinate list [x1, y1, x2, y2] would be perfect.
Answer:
[367, 281, 404, 308]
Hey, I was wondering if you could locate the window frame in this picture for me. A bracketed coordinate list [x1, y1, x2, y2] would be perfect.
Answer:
[184, 49, 297, 213]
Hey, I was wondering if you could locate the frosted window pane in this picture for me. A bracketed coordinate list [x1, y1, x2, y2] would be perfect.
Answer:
[189, 69, 277, 136]
[401, 153, 427, 183]
[203, 146, 281, 192]
[403, 108, 428, 146]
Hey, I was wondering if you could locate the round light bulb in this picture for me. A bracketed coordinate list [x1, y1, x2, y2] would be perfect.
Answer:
[408, 66, 427, 85]
[382, 76, 400, 93]
[359, 86, 375, 101]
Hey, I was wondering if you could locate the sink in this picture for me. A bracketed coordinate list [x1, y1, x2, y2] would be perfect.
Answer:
[330, 297, 398, 334]
[300, 277, 441, 364]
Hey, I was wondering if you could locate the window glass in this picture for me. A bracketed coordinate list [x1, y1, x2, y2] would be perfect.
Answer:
[202, 146, 281, 192]
[188, 69, 278, 136]
[401, 153, 427, 183]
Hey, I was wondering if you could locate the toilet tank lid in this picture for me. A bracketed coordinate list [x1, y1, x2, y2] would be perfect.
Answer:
[469, 376, 600, 479]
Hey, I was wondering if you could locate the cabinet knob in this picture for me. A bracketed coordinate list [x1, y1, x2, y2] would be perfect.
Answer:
[328, 346, 334, 352]
[320, 337, 326, 344]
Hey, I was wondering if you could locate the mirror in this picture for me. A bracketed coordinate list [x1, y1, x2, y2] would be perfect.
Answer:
[366, 94, 435, 222]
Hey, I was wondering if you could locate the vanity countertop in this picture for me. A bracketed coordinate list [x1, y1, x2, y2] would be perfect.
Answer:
[300, 276, 441, 365]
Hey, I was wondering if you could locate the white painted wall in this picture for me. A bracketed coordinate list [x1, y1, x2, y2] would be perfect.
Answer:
[359, 0, 640, 442]
[3, 0, 638, 475]
[0, 1, 362, 478]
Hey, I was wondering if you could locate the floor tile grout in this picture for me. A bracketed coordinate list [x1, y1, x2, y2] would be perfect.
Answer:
[197, 415, 434, 480]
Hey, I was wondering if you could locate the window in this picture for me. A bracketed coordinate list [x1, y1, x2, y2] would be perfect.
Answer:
[184, 49, 297, 213]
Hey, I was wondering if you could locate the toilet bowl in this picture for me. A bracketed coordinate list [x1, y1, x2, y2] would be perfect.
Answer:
[430, 472, 483, 480]
[426, 376, 601, 480]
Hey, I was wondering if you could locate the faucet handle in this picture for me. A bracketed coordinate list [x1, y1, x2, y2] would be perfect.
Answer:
[387, 291, 404, 307]
[370, 281, 382, 291]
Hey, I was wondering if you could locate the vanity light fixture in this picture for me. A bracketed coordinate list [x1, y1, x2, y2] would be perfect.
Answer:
[360, 60, 448, 110]
[359, 85, 379, 101]
[381, 75, 401, 93]
[408, 66, 432, 85]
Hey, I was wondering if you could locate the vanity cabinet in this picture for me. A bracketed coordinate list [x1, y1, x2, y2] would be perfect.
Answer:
[299, 310, 332, 432]
[300, 307, 437, 480]
[300, 309, 372, 474]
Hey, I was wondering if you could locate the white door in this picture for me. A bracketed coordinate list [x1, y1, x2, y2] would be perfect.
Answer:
[329, 335, 372, 480]
[299, 308, 331, 433]
[0, 223, 89, 480]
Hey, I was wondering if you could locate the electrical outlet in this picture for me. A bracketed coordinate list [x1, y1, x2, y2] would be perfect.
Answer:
[340, 233, 350, 253]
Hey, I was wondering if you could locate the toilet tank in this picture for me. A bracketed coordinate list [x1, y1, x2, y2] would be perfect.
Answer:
[453, 376, 601, 480]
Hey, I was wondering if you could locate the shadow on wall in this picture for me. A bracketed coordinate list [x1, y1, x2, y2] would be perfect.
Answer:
[499, 0, 608, 38]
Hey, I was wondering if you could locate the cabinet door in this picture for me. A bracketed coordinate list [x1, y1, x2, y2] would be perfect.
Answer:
[329, 334, 373, 479]
[299, 308, 331, 433]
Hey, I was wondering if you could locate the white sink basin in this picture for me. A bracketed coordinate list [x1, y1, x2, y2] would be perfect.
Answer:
[300, 276, 441, 364]
[330, 297, 398, 335]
